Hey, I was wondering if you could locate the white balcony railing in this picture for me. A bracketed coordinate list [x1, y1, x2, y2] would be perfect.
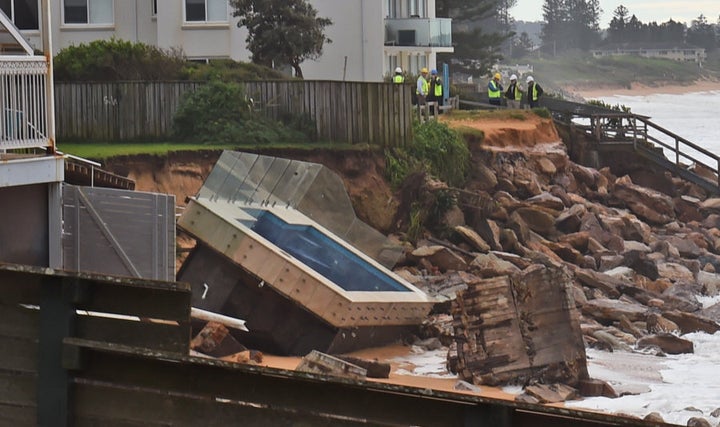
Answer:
[385, 18, 452, 48]
[0, 56, 49, 150]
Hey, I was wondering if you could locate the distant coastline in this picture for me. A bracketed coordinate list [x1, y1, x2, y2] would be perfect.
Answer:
[566, 78, 720, 99]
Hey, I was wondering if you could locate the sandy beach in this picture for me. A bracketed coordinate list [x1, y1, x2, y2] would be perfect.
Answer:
[567, 79, 720, 99]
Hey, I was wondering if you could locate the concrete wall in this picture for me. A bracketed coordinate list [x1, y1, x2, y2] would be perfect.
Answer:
[302, 0, 385, 82]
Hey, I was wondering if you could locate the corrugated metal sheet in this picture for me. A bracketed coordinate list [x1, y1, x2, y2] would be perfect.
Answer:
[62, 185, 175, 281]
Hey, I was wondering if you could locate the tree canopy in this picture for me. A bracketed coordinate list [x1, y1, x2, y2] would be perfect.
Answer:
[541, 0, 601, 53]
[230, 0, 332, 78]
[436, 0, 512, 74]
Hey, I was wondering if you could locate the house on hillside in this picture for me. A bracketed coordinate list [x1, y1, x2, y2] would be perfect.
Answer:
[6, 0, 452, 82]
[591, 43, 706, 63]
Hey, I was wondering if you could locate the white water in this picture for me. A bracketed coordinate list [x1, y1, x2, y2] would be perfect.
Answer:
[397, 92, 720, 425]
[590, 90, 720, 169]
[567, 91, 720, 425]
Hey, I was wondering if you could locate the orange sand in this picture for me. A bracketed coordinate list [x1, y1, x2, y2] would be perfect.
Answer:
[259, 344, 516, 401]
[569, 79, 720, 99]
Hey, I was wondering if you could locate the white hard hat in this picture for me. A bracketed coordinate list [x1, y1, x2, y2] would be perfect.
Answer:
[395, 67, 402, 73]
[526, 75, 534, 83]
[510, 74, 517, 81]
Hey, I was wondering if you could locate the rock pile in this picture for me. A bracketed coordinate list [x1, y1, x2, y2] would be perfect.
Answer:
[396, 140, 720, 424]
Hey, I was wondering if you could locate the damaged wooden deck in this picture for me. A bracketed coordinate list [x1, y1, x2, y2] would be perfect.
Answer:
[0, 263, 670, 426]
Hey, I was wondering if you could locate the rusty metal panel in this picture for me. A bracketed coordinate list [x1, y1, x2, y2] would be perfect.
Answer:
[0, 184, 49, 266]
[62, 185, 175, 281]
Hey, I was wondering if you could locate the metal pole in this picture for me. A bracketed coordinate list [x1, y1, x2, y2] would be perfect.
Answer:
[443, 62, 449, 104]
[41, 0, 55, 154]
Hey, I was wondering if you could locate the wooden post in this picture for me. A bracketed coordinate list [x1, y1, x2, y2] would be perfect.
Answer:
[37, 276, 78, 426]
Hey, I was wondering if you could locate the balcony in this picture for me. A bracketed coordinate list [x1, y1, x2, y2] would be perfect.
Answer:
[385, 17, 452, 49]
[0, 56, 50, 151]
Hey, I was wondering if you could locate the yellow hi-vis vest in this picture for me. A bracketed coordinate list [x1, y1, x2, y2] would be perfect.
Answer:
[529, 83, 539, 101]
[433, 77, 442, 97]
[488, 80, 501, 99]
[393, 74, 404, 83]
[417, 76, 429, 95]
[512, 84, 522, 101]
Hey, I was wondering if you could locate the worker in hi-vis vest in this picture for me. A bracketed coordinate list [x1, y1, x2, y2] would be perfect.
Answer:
[504, 74, 522, 109]
[428, 69, 443, 114]
[526, 75, 543, 108]
[488, 73, 503, 106]
[393, 67, 404, 83]
[416, 67, 429, 106]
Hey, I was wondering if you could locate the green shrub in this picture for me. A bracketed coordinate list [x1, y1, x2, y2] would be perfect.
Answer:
[586, 99, 631, 113]
[173, 80, 311, 144]
[531, 108, 551, 118]
[180, 59, 287, 81]
[384, 148, 423, 188]
[54, 38, 186, 81]
[410, 120, 470, 187]
[54, 39, 286, 82]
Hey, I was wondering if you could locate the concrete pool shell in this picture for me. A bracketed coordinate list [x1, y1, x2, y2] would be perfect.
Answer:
[177, 151, 435, 355]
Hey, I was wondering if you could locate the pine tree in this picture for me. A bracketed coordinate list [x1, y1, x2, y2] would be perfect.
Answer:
[436, 0, 512, 74]
[606, 5, 629, 43]
[540, 0, 601, 53]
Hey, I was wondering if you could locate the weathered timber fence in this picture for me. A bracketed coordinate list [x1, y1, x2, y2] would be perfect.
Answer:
[54, 81, 413, 147]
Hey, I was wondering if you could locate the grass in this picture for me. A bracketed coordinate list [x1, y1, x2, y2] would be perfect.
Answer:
[443, 109, 534, 121]
[57, 141, 369, 160]
[526, 53, 704, 90]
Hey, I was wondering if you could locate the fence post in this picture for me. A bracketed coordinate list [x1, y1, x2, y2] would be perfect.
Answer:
[37, 276, 79, 426]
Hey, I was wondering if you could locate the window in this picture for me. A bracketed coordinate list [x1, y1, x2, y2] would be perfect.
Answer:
[0, 0, 39, 30]
[388, 55, 398, 74]
[407, 0, 425, 17]
[409, 55, 427, 74]
[386, 0, 397, 18]
[185, 0, 227, 22]
[63, 0, 113, 24]
[152, 0, 156, 16]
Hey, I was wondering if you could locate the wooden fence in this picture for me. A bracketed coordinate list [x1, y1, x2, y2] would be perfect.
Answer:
[54, 81, 413, 147]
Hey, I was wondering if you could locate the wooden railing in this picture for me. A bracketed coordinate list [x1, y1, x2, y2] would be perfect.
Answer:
[0, 56, 50, 151]
[574, 112, 720, 188]
[54, 81, 414, 147]
[535, 97, 720, 192]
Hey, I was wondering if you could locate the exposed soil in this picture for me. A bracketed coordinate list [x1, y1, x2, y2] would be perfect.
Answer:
[441, 113, 559, 149]
[100, 115, 559, 235]
[103, 148, 399, 233]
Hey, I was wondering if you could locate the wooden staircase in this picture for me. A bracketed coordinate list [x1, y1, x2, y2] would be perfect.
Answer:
[543, 98, 720, 195]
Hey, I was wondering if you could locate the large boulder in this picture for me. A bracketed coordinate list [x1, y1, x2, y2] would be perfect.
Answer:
[470, 252, 521, 277]
[411, 245, 468, 272]
[637, 334, 694, 354]
[454, 226, 491, 252]
[581, 298, 648, 323]
[612, 175, 676, 225]
[526, 192, 565, 211]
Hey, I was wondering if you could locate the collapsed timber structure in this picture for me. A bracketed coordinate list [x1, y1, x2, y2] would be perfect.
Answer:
[177, 151, 435, 355]
[452, 264, 589, 387]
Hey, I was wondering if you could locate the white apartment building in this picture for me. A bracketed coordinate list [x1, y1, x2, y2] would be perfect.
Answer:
[3, 0, 452, 82]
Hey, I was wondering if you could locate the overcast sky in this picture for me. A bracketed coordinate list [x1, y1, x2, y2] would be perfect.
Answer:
[510, 1, 720, 28]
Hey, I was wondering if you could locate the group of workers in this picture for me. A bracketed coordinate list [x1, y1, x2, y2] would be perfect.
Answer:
[394, 66, 444, 111]
[488, 72, 543, 108]
[392, 67, 543, 110]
